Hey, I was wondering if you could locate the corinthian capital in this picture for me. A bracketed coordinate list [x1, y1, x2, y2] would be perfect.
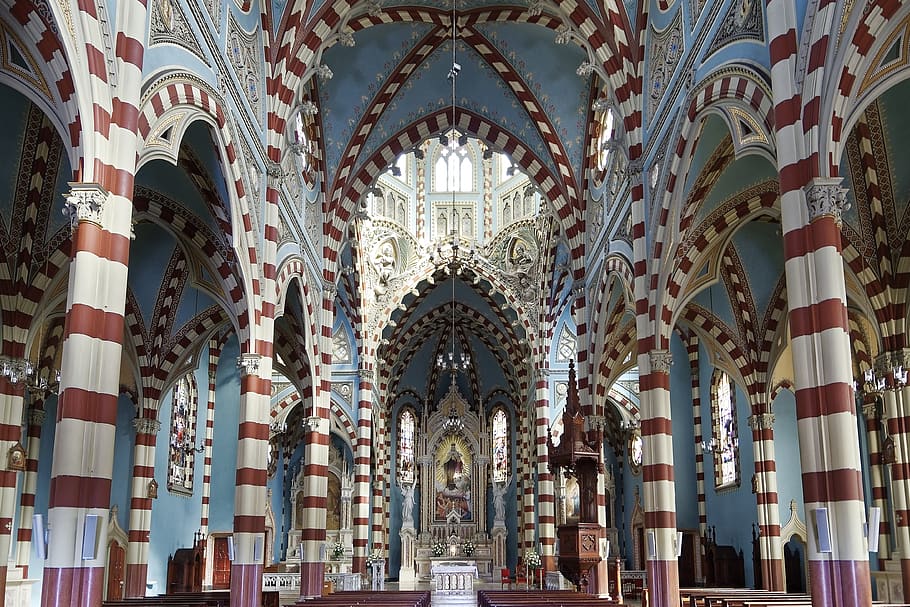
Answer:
[805, 178, 849, 226]
[648, 350, 672, 374]
[747, 413, 775, 431]
[63, 182, 108, 232]
[133, 417, 162, 435]
[237, 353, 262, 377]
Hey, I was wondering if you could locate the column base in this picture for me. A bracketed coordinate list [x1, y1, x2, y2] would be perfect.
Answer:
[40, 566, 104, 607]
[124, 562, 147, 598]
[808, 559, 871, 607]
[646, 559, 679, 607]
[298, 561, 325, 598]
[229, 563, 263, 607]
[763, 557, 784, 592]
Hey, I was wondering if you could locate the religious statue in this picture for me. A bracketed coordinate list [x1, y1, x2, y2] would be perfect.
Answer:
[436, 442, 472, 521]
[372, 241, 396, 296]
[492, 475, 512, 524]
[443, 443, 463, 492]
[401, 482, 416, 524]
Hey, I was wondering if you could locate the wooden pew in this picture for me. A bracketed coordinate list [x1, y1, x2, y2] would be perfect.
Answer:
[295, 590, 430, 607]
[679, 587, 807, 607]
[477, 589, 620, 607]
[103, 590, 230, 607]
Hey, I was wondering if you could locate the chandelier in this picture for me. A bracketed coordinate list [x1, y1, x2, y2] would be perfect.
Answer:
[435, 0, 470, 375]
[0, 355, 60, 393]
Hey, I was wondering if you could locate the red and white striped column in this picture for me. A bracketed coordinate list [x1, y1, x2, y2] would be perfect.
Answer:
[352, 365, 373, 573]
[231, 353, 271, 607]
[860, 393, 890, 562]
[43, 183, 130, 607]
[879, 354, 910, 596]
[748, 412, 783, 590]
[16, 402, 46, 575]
[200, 338, 222, 536]
[298, 280, 333, 598]
[124, 415, 161, 597]
[534, 368, 556, 571]
[370, 415, 385, 556]
[685, 334, 708, 579]
[0, 374, 27, 598]
[766, 0, 871, 597]
[639, 349, 679, 607]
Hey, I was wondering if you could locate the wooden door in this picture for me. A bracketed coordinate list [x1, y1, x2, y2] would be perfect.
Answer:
[213, 536, 232, 589]
[106, 542, 125, 600]
[678, 532, 696, 587]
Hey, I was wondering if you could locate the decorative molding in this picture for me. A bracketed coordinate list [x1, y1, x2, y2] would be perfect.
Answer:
[237, 354, 262, 377]
[648, 12, 683, 118]
[706, 0, 764, 56]
[149, 0, 208, 64]
[648, 350, 673, 374]
[805, 179, 849, 226]
[322, 279, 337, 295]
[63, 183, 108, 232]
[27, 408, 46, 426]
[226, 14, 263, 124]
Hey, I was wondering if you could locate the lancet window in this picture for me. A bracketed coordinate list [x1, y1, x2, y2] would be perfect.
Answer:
[168, 373, 198, 494]
[398, 407, 417, 484]
[491, 407, 509, 483]
[711, 371, 740, 489]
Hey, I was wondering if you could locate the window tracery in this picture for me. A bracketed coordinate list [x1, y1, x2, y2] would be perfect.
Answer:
[491, 407, 509, 483]
[397, 407, 416, 485]
[712, 371, 740, 489]
[434, 131, 473, 192]
[168, 373, 198, 494]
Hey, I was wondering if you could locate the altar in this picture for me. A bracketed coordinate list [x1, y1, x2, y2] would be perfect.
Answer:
[417, 550, 493, 581]
[430, 560, 478, 594]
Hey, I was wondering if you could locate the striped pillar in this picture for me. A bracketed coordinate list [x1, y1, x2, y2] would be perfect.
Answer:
[521, 404, 535, 551]
[685, 335, 707, 583]
[351, 365, 373, 574]
[370, 409, 385, 555]
[43, 183, 129, 607]
[879, 351, 910, 596]
[16, 403, 45, 575]
[200, 339, 222, 536]
[534, 369, 555, 571]
[639, 349, 679, 607]
[860, 395, 890, 562]
[748, 412, 783, 591]
[415, 146, 427, 242]
[231, 353, 270, 607]
[299, 280, 333, 598]
[0, 376, 27, 599]
[785, 181, 869, 607]
[124, 416, 160, 597]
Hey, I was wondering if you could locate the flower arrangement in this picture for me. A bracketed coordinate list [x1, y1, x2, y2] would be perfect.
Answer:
[331, 541, 345, 560]
[431, 540, 447, 557]
[365, 550, 383, 566]
[524, 548, 541, 568]
[462, 540, 476, 557]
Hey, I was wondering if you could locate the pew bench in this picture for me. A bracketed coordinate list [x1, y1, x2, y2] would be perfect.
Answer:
[295, 590, 430, 607]
[103, 590, 230, 607]
[477, 589, 620, 607]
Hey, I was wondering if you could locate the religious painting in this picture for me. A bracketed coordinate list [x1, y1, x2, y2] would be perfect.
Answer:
[326, 473, 341, 531]
[434, 435, 473, 521]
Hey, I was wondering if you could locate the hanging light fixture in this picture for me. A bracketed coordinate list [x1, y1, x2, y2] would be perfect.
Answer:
[436, 0, 470, 376]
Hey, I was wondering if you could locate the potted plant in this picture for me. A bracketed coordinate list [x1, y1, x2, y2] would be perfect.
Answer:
[331, 541, 345, 560]
[524, 548, 541, 569]
[432, 540, 447, 557]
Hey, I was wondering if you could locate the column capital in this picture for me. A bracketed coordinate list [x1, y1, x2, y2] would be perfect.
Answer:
[747, 412, 775, 431]
[358, 365, 374, 382]
[805, 178, 849, 226]
[27, 408, 46, 427]
[237, 353, 262, 377]
[627, 159, 645, 183]
[303, 415, 322, 433]
[133, 417, 161, 435]
[322, 279, 337, 295]
[648, 349, 673, 374]
[861, 401, 880, 419]
[63, 182, 109, 232]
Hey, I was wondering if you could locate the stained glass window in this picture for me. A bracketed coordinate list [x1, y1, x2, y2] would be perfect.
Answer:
[398, 407, 416, 484]
[595, 107, 615, 172]
[492, 407, 509, 483]
[712, 371, 740, 489]
[434, 132, 472, 192]
[168, 374, 197, 494]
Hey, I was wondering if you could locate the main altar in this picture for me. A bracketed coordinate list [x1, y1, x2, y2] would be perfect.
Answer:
[403, 379, 501, 582]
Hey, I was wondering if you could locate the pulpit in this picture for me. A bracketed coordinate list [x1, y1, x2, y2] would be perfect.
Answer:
[548, 361, 606, 594]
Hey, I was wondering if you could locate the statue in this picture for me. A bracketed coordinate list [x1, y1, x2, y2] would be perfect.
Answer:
[372, 241, 396, 296]
[492, 475, 512, 524]
[443, 443, 463, 492]
[401, 482, 416, 524]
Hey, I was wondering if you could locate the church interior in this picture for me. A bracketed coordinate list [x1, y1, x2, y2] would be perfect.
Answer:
[0, 0, 906, 606]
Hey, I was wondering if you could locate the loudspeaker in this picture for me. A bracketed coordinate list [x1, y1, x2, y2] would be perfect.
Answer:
[227, 536, 235, 562]
[32, 514, 45, 559]
[253, 536, 263, 562]
[647, 530, 656, 559]
[676, 531, 684, 558]
[814, 507, 832, 553]
[868, 506, 882, 553]
[82, 514, 100, 560]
